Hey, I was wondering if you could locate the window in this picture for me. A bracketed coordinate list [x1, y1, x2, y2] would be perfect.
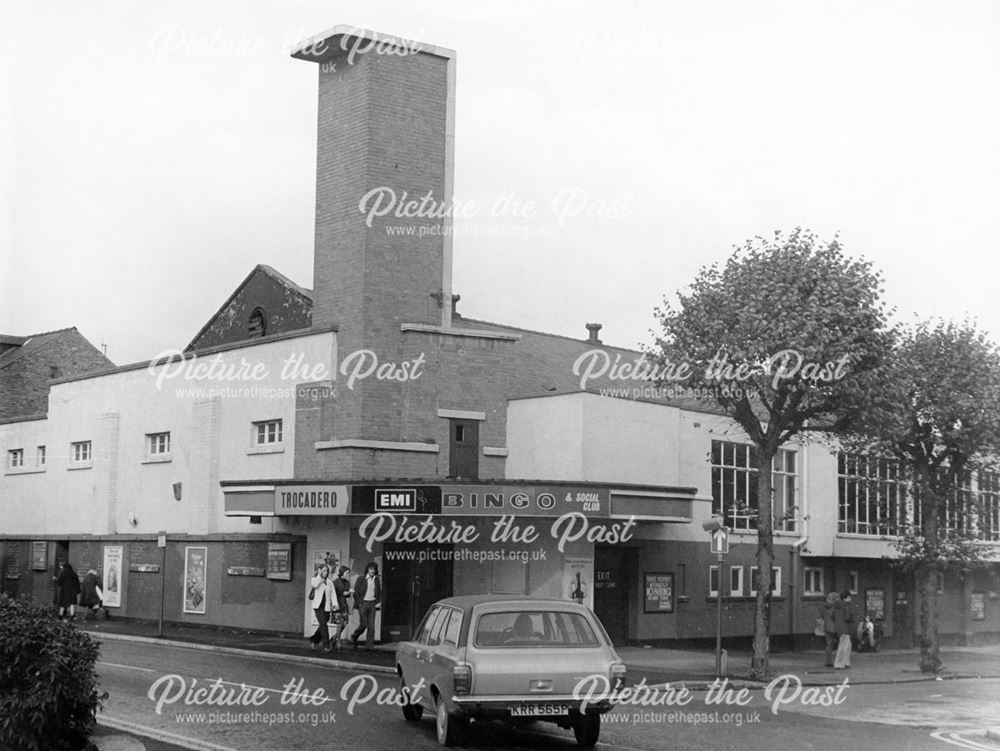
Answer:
[416, 606, 443, 644]
[848, 571, 859, 595]
[979, 472, 1000, 542]
[708, 565, 719, 598]
[473, 611, 600, 648]
[710, 440, 797, 531]
[442, 609, 463, 647]
[36, 446, 46, 467]
[750, 566, 782, 597]
[729, 566, 744, 597]
[7, 449, 24, 469]
[804, 567, 824, 596]
[71, 441, 92, 463]
[146, 432, 171, 456]
[248, 307, 267, 338]
[254, 420, 283, 445]
[837, 453, 909, 535]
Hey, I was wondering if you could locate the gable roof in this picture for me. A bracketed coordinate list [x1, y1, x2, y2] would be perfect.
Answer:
[0, 328, 80, 371]
[184, 264, 314, 351]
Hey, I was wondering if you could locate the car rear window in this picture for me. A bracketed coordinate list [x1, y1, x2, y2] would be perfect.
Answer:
[473, 611, 601, 648]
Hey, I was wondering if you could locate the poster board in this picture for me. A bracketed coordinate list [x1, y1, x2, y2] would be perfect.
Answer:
[865, 588, 885, 620]
[644, 572, 674, 613]
[267, 542, 292, 581]
[102, 546, 123, 608]
[971, 592, 986, 621]
[562, 557, 593, 610]
[31, 541, 47, 571]
[183, 546, 207, 614]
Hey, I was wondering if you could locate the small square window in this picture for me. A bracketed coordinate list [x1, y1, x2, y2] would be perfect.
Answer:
[750, 566, 782, 597]
[7, 449, 24, 469]
[804, 567, 824, 596]
[36, 446, 46, 467]
[146, 432, 171, 456]
[71, 441, 92, 463]
[253, 420, 283, 445]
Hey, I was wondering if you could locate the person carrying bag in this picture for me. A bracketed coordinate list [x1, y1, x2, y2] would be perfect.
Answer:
[308, 565, 336, 652]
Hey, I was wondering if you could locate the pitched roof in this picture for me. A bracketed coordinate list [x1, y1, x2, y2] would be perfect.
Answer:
[184, 264, 314, 351]
[0, 328, 80, 371]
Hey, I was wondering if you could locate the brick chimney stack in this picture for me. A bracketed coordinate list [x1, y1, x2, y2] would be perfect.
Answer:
[291, 26, 457, 344]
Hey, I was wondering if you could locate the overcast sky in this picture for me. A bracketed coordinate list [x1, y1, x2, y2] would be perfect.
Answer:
[2, 0, 998, 365]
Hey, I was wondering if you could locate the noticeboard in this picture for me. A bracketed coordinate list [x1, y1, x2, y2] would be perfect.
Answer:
[971, 592, 986, 621]
[644, 572, 674, 613]
[267, 542, 292, 581]
[865, 588, 885, 620]
[31, 541, 48, 571]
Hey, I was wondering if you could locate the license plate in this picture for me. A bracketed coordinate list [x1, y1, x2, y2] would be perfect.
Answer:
[510, 704, 569, 717]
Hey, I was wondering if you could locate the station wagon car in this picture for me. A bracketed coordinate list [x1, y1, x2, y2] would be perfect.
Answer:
[395, 596, 626, 747]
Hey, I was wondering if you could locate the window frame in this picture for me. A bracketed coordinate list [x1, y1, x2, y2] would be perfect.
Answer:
[729, 565, 744, 597]
[70, 440, 92, 464]
[710, 440, 798, 532]
[804, 566, 824, 596]
[7, 448, 24, 469]
[749, 566, 782, 597]
[146, 431, 171, 458]
[253, 419, 283, 446]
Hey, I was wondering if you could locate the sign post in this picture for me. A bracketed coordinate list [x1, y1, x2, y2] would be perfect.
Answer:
[703, 518, 729, 677]
[157, 532, 167, 638]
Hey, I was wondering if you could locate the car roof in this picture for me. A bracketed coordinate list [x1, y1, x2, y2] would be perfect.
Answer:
[429, 595, 591, 612]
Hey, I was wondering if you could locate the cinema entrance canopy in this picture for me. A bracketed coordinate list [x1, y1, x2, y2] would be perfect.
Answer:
[221, 479, 703, 521]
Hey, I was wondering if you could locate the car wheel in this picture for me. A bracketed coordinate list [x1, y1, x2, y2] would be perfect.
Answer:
[400, 675, 423, 722]
[572, 711, 600, 747]
[435, 693, 461, 746]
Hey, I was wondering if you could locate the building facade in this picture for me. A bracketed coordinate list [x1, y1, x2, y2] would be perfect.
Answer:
[2, 26, 998, 647]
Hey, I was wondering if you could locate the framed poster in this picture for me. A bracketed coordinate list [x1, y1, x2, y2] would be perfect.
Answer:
[31, 541, 48, 571]
[563, 557, 593, 610]
[971, 592, 986, 621]
[644, 572, 675, 613]
[865, 588, 886, 620]
[267, 542, 292, 580]
[102, 546, 123, 608]
[183, 546, 207, 614]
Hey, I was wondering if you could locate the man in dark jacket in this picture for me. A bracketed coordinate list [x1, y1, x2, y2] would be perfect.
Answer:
[351, 562, 381, 650]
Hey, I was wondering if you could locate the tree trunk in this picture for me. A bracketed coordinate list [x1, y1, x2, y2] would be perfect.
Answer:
[750, 449, 775, 680]
[916, 466, 943, 674]
[918, 565, 942, 673]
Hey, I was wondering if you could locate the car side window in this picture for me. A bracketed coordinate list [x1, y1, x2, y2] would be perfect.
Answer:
[416, 606, 441, 644]
[426, 607, 451, 646]
[442, 608, 463, 647]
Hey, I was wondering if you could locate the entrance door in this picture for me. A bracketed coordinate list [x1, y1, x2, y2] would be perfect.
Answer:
[892, 571, 914, 647]
[594, 545, 631, 645]
[382, 543, 454, 642]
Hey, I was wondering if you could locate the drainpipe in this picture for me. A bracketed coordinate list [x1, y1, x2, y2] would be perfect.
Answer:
[789, 434, 810, 644]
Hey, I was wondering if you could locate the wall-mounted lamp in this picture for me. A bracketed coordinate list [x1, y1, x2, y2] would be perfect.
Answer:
[173, 482, 182, 501]
[128, 512, 138, 527]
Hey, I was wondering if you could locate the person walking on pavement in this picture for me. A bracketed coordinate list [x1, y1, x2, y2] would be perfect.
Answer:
[55, 562, 81, 620]
[331, 565, 353, 653]
[833, 589, 855, 669]
[822, 591, 840, 667]
[79, 569, 103, 617]
[308, 565, 336, 652]
[351, 561, 381, 651]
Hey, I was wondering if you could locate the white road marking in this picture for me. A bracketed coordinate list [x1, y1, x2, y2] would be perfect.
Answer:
[99, 716, 241, 751]
[930, 729, 1000, 750]
[98, 661, 156, 673]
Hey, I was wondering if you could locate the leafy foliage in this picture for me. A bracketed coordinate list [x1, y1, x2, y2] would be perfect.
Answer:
[0, 594, 107, 751]
[651, 229, 893, 678]
[843, 320, 1000, 672]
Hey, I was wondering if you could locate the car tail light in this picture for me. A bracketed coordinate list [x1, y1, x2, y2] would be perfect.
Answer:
[453, 663, 472, 695]
[610, 662, 626, 692]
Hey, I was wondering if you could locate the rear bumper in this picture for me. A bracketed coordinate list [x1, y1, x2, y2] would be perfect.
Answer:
[450, 696, 613, 721]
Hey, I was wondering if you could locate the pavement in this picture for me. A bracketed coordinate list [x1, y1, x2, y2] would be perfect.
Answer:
[72, 616, 1000, 750]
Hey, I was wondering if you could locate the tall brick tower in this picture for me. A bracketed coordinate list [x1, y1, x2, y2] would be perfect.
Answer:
[292, 27, 459, 476]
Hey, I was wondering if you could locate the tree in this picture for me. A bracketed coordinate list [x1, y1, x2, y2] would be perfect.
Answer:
[651, 229, 893, 679]
[843, 320, 1000, 673]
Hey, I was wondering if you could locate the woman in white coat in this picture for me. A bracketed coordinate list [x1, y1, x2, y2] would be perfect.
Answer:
[308, 565, 336, 651]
